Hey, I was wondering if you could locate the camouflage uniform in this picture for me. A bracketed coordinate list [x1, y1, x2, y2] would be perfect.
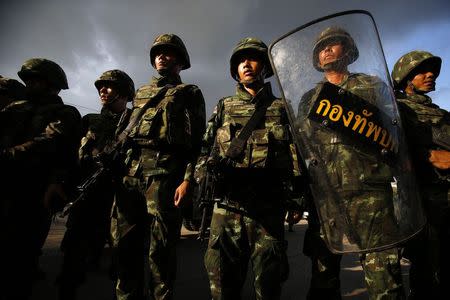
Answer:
[111, 34, 206, 300]
[203, 38, 301, 300]
[392, 51, 449, 299]
[301, 28, 404, 300]
[0, 76, 26, 110]
[57, 70, 134, 300]
[0, 58, 81, 299]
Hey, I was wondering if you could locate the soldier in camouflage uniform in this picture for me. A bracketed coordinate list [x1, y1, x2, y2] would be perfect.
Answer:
[392, 51, 449, 299]
[111, 34, 206, 300]
[56, 70, 134, 300]
[202, 37, 303, 300]
[0, 58, 81, 299]
[300, 28, 404, 300]
[0, 76, 26, 110]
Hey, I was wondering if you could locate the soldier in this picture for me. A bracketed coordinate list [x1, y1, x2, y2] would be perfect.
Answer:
[111, 33, 206, 300]
[202, 37, 303, 300]
[297, 27, 405, 299]
[0, 76, 26, 110]
[0, 58, 81, 299]
[56, 70, 134, 300]
[392, 50, 449, 299]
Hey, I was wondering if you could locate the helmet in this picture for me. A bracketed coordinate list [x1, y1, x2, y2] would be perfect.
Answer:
[0, 77, 26, 100]
[94, 69, 135, 102]
[391, 50, 441, 90]
[18, 58, 69, 89]
[312, 27, 359, 71]
[229, 37, 273, 81]
[150, 34, 190, 70]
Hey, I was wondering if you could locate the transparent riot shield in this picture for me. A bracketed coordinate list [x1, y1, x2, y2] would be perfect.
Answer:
[269, 10, 426, 253]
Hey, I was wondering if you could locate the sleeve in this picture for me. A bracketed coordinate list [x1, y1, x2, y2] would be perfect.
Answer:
[183, 86, 206, 181]
[193, 98, 224, 182]
[7, 105, 82, 183]
[78, 114, 97, 162]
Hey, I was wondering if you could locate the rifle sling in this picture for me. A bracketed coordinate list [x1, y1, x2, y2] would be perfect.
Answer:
[116, 84, 172, 144]
[225, 89, 273, 160]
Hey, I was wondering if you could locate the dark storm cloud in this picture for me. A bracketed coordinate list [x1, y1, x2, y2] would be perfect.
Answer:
[1, 0, 449, 115]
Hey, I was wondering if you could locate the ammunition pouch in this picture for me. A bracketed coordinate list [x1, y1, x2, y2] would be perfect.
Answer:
[131, 84, 193, 150]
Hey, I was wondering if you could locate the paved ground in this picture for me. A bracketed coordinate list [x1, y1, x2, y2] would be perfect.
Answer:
[30, 218, 410, 300]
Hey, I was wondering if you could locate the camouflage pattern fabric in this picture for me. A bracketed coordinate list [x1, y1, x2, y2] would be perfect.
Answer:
[298, 73, 398, 250]
[299, 73, 405, 299]
[229, 37, 273, 80]
[312, 27, 359, 72]
[391, 51, 441, 90]
[112, 74, 205, 300]
[396, 92, 450, 185]
[56, 107, 131, 298]
[203, 83, 300, 300]
[18, 57, 69, 89]
[0, 76, 26, 110]
[304, 204, 405, 300]
[94, 69, 135, 102]
[395, 90, 449, 298]
[0, 94, 81, 299]
[150, 34, 191, 70]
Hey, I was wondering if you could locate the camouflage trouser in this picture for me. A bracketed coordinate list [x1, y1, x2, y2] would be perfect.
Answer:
[1, 183, 51, 300]
[403, 185, 449, 299]
[204, 203, 288, 300]
[304, 208, 405, 300]
[57, 189, 115, 299]
[111, 174, 182, 300]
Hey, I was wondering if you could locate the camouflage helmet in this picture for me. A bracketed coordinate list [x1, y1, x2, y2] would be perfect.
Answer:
[313, 27, 359, 71]
[18, 58, 69, 89]
[391, 50, 441, 90]
[0, 77, 26, 100]
[229, 37, 274, 81]
[94, 69, 135, 102]
[150, 34, 190, 70]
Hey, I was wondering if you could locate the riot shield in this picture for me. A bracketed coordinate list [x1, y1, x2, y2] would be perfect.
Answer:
[269, 10, 426, 253]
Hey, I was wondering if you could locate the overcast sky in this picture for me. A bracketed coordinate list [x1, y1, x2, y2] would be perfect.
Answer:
[1, 0, 449, 116]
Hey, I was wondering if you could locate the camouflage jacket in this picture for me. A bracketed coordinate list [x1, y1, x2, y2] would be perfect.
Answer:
[201, 82, 300, 179]
[0, 95, 81, 184]
[396, 91, 450, 184]
[126, 74, 206, 181]
[298, 73, 394, 192]
[79, 106, 131, 176]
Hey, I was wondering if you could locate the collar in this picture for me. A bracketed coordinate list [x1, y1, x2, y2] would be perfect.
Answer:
[100, 106, 125, 119]
[236, 82, 273, 103]
[151, 74, 182, 87]
[400, 91, 433, 106]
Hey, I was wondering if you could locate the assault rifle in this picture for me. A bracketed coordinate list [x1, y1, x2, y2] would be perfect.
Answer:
[60, 84, 173, 218]
[197, 140, 226, 241]
[197, 169, 215, 241]
[60, 146, 124, 217]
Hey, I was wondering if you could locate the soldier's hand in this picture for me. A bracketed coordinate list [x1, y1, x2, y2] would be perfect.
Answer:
[429, 150, 450, 170]
[44, 183, 68, 213]
[174, 180, 190, 207]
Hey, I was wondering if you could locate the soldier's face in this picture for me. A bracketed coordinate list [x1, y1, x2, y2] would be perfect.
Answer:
[98, 84, 119, 105]
[318, 42, 344, 68]
[411, 70, 436, 93]
[237, 54, 263, 83]
[24, 77, 51, 96]
[154, 47, 181, 74]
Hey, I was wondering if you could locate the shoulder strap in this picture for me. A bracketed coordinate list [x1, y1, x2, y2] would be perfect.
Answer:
[116, 84, 172, 144]
[225, 86, 274, 160]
